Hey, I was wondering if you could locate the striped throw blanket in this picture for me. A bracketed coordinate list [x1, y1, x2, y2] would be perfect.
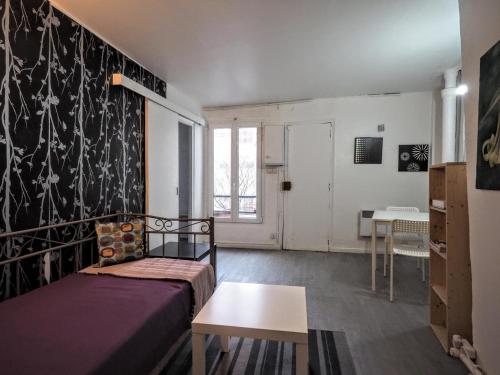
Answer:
[80, 258, 215, 316]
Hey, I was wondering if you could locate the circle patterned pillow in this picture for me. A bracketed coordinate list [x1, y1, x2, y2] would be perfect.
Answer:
[95, 219, 144, 267]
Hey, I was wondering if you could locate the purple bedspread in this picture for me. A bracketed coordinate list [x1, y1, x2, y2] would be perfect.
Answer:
[0, 273, 192, 375]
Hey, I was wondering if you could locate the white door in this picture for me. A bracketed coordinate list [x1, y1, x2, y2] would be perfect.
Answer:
[147, 100, 179, 247]
[283, 123, 333, 251]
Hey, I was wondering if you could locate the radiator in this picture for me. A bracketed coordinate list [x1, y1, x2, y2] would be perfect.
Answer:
[359, 210, 387, 237]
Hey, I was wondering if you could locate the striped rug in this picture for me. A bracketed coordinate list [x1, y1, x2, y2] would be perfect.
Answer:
[161, 330, 356, 375]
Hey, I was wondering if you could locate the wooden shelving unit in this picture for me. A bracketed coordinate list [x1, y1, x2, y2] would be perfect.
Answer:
[429, 162, 472, 352]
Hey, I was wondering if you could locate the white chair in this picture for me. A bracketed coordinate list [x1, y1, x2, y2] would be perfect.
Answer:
[385, 206, 420, 213]
[383, 207, 420, 277]
[389, 219, 430, 302]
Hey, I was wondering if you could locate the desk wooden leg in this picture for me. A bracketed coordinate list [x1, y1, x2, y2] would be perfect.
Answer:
[192, 333, 206, 375]
[371, 220, 377, 291]
[219, 335, 230, 352]
[296, 343, 309, 375]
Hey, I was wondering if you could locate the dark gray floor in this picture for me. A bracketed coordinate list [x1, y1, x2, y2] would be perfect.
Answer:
[216, 248, 467, 375]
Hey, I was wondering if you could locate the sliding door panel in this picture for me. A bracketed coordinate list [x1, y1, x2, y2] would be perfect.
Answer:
[147, 100, 179, 248]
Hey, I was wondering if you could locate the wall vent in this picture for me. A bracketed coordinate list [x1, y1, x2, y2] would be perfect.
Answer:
[367, 92, 401, 97]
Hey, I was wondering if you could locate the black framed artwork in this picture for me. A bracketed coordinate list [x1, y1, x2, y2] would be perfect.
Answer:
[476, 39, 500, 190]
[398, 145, 429, 172]
[354, 137, 383, 164]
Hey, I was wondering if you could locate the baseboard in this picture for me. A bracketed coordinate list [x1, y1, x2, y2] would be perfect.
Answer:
[331, 246, 386, 254]
[216, 243, 386, 254]
[331, 247, 367, 254]
[216, 242, 281, 250]
[216, 241, 384, 254]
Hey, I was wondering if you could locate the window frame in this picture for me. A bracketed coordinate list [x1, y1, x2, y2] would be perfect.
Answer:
[209, 122, 263, 223]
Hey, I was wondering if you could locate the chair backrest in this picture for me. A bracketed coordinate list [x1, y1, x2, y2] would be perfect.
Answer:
[386, 206, 420, 212]
[392, 219, 429, 234]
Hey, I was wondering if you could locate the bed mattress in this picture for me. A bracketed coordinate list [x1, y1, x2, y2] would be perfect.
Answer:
[0, 273, 192, 375]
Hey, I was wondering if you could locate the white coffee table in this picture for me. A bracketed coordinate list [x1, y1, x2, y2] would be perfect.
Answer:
[191, 282, 309, 375]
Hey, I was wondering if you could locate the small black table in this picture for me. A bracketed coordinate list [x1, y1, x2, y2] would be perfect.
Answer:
[148, 242, 211, 261]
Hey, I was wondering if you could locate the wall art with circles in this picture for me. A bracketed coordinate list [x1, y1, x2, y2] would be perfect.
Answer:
[398, 144, 429, 172]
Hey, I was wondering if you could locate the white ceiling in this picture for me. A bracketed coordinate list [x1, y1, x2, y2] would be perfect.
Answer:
[52, 0, 461, 108]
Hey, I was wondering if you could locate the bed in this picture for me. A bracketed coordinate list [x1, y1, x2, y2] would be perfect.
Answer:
[0, 213, 216, 375]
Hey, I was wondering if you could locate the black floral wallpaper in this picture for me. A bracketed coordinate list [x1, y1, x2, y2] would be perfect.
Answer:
[0, 0, 166, 299]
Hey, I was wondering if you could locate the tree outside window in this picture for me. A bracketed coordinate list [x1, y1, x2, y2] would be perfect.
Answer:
[213, 126, 258, 220]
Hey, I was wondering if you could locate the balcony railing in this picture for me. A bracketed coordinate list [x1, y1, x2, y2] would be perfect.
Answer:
[213, 195, 256, 217]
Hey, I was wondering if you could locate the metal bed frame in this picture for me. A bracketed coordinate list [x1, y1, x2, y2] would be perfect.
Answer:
[0, 213, 216, 300]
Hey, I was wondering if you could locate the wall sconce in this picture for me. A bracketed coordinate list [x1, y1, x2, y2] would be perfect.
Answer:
[456, 84, 469, 96]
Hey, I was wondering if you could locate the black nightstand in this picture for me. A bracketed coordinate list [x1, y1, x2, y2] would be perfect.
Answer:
[148, 241, 212, 262]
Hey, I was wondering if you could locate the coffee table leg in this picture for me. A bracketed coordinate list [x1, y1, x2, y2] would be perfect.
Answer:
[219, 335, 230, 352]
[296, 343, 309, 375]
[192, 333, 205, 375]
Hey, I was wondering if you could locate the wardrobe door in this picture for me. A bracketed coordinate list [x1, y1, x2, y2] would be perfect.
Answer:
[146, 100, 179, 247]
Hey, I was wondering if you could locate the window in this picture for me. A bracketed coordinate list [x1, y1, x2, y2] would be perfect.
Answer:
[211, 124, 261, 222]
[213, 128, 232, 218]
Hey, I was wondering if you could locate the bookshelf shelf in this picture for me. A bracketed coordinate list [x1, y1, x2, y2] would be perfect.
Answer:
[430, 242, 447, 260]
[432, 284, 448, 304]
[431, 323, 448, 351]
[430, 206, 447, 214]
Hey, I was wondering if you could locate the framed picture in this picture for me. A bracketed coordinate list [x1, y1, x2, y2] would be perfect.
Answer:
[354, 137, 383, 164]
[476, 39, 500, 190]
[398, 144, 429, 172]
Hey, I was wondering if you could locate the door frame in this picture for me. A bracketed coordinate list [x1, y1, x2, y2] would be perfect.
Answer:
[177, 119, 200, 220]
[282, 121, 335, 251]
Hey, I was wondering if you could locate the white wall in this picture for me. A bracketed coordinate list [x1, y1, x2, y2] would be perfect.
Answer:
[167, 83, 203, 118]
[459, 1, 500, 373]
[204, 92, 433, 251]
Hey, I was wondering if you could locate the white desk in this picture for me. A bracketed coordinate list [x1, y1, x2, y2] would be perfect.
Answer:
[371, 210, 429, 291]
[192, 282, 308, 375]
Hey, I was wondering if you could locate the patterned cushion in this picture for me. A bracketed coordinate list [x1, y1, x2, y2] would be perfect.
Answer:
[95, 220, 144, 267]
